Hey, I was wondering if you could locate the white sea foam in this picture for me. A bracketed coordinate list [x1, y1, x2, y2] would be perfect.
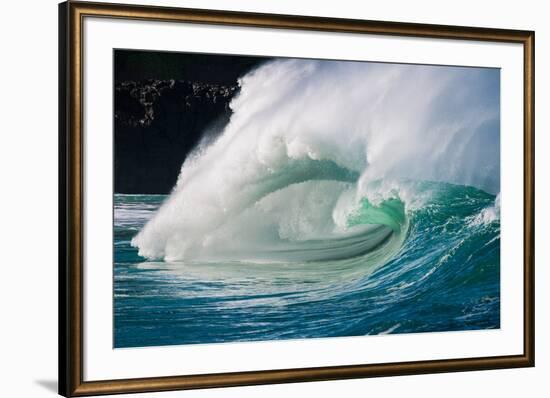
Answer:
[378, 323, 402, 335]
[132, 59, 500, 262]
[468, 193, 501, 227]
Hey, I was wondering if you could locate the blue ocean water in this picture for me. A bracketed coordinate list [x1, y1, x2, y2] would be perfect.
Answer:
[114, 181, 500, 348]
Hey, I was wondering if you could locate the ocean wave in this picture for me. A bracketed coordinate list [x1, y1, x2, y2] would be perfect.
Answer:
[115, 58, 500, 347]
[115, 183, 500, 346]
[132, 59, 499, 265]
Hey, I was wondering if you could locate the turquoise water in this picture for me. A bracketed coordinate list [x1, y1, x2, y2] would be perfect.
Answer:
[114, 181, 500, 348]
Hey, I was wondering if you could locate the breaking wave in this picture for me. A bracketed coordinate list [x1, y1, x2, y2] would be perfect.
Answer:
[131, 58, 500, 269]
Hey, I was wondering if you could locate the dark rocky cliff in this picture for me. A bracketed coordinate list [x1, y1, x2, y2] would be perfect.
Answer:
[114, 79, 238, 194]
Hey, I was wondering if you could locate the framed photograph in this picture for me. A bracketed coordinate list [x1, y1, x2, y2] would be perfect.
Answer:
[59, 1, 534, 396]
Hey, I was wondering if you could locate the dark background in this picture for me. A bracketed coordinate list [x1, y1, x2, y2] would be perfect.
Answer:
[114, 50, 267, 194]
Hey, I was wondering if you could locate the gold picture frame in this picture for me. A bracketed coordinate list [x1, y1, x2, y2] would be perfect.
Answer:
[59, 1, 534, 396]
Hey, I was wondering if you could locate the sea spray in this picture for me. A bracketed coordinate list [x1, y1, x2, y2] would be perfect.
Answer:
[132, 59, 499, 263]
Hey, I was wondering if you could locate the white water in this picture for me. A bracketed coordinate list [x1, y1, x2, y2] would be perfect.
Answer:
[468, 193, 501, 227]
[132, 59, 500, 262]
